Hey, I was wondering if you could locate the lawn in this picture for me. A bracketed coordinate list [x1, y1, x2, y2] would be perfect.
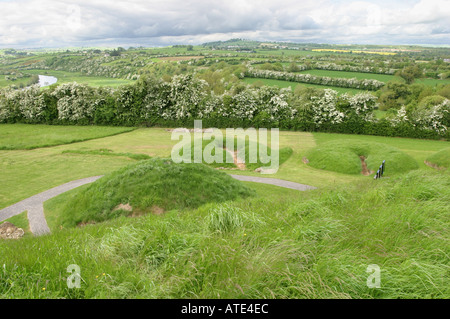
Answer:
[0, 124, 135, 150]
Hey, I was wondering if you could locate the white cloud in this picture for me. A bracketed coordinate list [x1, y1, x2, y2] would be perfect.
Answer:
[0, 0, 449, 47]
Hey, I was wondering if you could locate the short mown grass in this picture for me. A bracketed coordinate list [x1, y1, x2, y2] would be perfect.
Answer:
[62, 148, 151, 161]
[0, 124, 135, 150]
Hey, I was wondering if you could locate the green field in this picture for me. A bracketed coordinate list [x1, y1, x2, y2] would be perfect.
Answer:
[24, 69, 134, 88]
[255, 49, 329, 57]
[415, 78, 450, 87]
[243, 77, 366, 94]
[0, 124, 135, 150]
[0, 76, 32, 88]
[297, 69, 397, 82]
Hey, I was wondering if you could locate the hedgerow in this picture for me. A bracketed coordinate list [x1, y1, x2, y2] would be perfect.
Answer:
[0, 75, 448, 140]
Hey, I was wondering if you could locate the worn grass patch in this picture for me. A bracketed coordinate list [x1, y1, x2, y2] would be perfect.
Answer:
[2, 211, 30, 237]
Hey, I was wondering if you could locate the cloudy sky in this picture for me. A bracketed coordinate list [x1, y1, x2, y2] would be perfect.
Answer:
[0, 0, 449, 48]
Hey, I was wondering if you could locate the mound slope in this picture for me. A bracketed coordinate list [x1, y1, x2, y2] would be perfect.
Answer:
[425, 148, 450, 170]
[181, 137, 293, 171]
[305, 140, 419, 175]
[58, 158, 253, 227]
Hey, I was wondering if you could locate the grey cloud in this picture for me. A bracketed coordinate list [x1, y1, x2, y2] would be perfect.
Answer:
[0, 0, 449, 48]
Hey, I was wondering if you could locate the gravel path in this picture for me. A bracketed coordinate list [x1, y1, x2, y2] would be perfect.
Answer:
[230, 175, 317, 191]
[0, 176, 103, 236]
[0, 174, 315, 236]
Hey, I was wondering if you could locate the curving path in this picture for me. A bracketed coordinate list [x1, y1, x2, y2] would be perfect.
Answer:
[0, 174, 316, 236]
[230, 175, 317, 191]
[0, 176, 103, 236]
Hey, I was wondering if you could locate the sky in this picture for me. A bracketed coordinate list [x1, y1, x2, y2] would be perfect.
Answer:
[0, 0, 449, 48]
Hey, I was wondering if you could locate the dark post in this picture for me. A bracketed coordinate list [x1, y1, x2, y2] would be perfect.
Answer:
[374, 161, 386, 180]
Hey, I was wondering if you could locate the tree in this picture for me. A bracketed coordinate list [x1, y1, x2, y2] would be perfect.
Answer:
[396, 65, 423, 84]
[287, 62, 300, 72]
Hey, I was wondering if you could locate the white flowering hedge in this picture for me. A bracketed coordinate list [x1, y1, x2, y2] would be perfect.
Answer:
[244, 67, 385, 91]
[410, 99, 450, 135]
[0, 74, 448, 139]
[0, 85, 46, 123]
[52, 83, 96, 122]
[315, 62, 396, 75]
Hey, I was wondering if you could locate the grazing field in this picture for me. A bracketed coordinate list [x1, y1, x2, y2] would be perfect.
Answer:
[297, 69, 397, 83]
[312, 49, 397, 55]
[415, 78, 450, 87]
[23, 69, 134, 88]
[158, 56, 205, 62]
[255, 49, 329, 57]
[0, 124, 449, 299]
[243, 77, 365, 94]
[0, 76, 32, 88]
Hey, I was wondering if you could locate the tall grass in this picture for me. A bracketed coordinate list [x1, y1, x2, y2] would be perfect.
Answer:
[1, 169, 448, 299]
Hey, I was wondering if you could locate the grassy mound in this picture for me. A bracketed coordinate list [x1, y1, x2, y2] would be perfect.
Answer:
[181, 137, 293, 171]
[426, 148, 450, 169]
[58, 158, 253, 227]
[305, 140, 419, 175]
